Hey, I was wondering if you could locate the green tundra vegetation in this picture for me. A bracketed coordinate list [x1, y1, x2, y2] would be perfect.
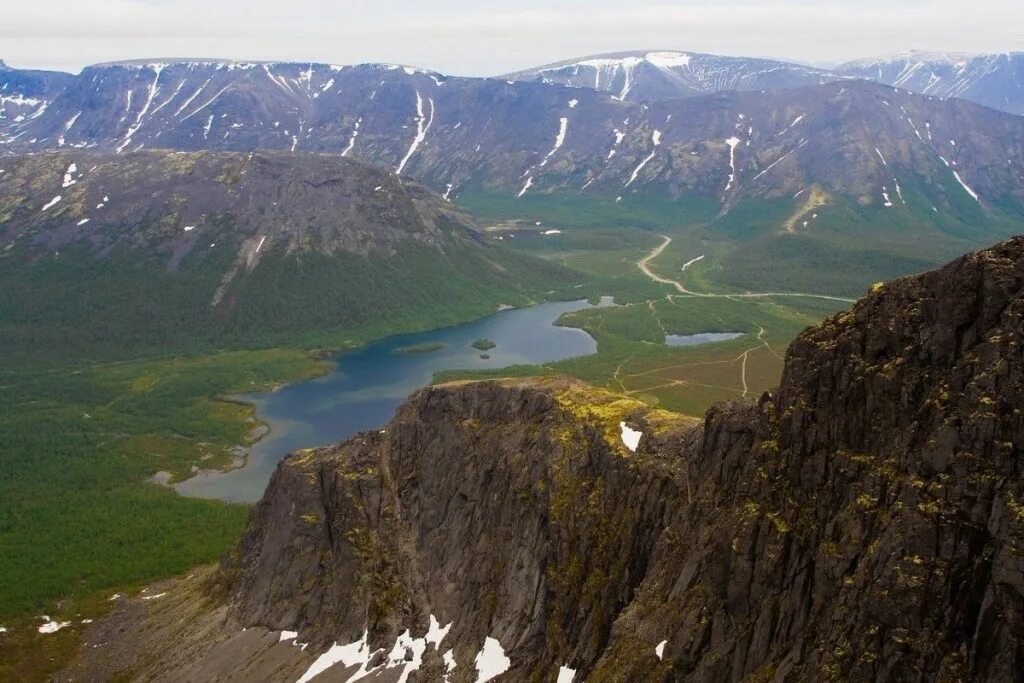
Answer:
[471, 338, 497, 351]
[0, 349, 331, 681]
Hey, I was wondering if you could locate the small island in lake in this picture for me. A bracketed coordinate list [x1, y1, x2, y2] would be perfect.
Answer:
[471, 338, 497, 351]
[392, 342, 447, 356]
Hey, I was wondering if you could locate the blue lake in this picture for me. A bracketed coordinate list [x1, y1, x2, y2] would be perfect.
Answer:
[665, 332, 744, 346]
[176, 299, 611, 503]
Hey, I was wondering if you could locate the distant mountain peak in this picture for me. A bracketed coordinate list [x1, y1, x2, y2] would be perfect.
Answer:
[84, 58, 442, 76]
[506, 49, 836, 102]
[836, 51, 1024, 115]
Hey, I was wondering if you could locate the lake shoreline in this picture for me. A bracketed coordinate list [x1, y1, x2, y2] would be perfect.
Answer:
[173, 299, 608, 502]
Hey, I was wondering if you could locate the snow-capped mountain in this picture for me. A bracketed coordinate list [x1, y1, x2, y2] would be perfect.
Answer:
[503, 50, 839, 102]
[1, 58, 1023, 221]
[836, 51, 1024, 115]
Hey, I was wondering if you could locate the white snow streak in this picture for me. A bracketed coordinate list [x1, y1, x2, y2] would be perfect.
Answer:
[180, 84, 232, 123]
[341, 117, 362, 157]
[117, 64, 164, 153]
[625, 130, 662, 187]
[538, 117, 569, 168]
[58, 112, 81, 147]
[952, 170, 980, 202]
[518, 116, 570, 197]
[725, 136, 741, 192]
[174, 77, 213, 117]
[752, 150, 795, 181]
[517, 176, 534, 198]
[396, 91, 434, 175]
[682, 254, 705, 271]
[150, 77, 186, 116]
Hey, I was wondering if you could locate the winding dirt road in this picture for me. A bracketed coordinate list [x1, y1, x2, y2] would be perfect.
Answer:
[637, 235, 857, 304]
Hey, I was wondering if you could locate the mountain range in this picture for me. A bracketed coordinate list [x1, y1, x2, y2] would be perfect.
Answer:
[1, 60, 1021, 219]
[506, 50, 1024, 117]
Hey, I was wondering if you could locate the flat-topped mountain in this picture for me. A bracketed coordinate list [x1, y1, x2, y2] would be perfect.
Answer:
[504, 49, 838, 102]
[58, 235, 1024, 681]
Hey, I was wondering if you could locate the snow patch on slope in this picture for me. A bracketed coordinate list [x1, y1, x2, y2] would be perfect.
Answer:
[396, 91, 434, 175]
[620, 422, 643, 452]
[625, 129, 662, 187]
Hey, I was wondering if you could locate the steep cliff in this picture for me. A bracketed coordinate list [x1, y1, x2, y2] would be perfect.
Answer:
[61, 238, 1024, 681]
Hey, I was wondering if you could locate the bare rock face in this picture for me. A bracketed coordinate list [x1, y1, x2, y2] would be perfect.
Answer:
[63, 238, 1024, 681]
[220, 378, 695, 681]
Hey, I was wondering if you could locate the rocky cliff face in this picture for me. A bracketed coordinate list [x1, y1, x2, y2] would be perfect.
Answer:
[62, 238, 1024, 681]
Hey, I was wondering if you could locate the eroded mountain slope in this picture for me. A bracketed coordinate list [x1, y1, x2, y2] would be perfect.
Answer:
[0, 150, 578, 359]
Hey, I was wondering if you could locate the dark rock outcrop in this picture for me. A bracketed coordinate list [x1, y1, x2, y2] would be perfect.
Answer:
[63, 238, 1024, 681]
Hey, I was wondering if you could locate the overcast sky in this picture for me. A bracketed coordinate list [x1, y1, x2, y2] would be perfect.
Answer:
[3, 0, 1023, 75]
